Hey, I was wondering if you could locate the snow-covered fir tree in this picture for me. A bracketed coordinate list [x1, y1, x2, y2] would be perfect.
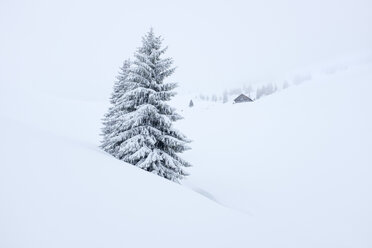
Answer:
[222, 90, 228, 103]
[101, 29, 191, 182]
[101, 59, 131, 155]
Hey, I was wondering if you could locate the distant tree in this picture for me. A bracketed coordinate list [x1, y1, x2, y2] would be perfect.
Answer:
[222, 90, 228, 103]
[243, 85, 253, 96]
[256, 83, 278, 99]
[229, 88, 241, 96]
[189, 100, 194, 107]
[273, 84, 278, 93]
[101, 29, 191, 182]
[211, 94, 217, 102]
[293, 74, 312, 85]
[266, 83, 274, 95]
[283, 81, 289, 89]
[256, 86, 264, 99]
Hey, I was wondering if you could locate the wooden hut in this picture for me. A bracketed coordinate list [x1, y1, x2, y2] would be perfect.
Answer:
[233, 94, 253, 103]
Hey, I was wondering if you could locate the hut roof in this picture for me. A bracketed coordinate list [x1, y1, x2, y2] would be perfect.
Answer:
[234, 94, 253, 103]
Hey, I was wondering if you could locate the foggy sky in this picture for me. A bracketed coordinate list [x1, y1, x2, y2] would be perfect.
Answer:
[1, 0, 371, 99]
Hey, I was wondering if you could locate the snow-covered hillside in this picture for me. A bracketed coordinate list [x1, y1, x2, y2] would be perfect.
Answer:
[1, 62, 372, 247]
[0, 87, 250, 247]
[176, 62, 372, 247]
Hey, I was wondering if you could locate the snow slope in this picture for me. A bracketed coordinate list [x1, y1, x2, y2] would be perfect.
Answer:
[177, 62, 372, 247]
[1, 62, 371, 247]
[0, 88, 250, 247]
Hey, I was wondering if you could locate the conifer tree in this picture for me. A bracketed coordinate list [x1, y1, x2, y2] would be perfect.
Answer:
[101, 29, 191, 182]
[101, 59, 131, 155]
[223, 90, 228, 103]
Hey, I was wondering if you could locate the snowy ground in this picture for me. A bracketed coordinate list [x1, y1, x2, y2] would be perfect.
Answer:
[176, 62, 372, 247]
[1, 61, 372, 247]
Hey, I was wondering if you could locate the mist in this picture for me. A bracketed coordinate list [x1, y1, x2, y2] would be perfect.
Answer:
[1, 0, 371, 99]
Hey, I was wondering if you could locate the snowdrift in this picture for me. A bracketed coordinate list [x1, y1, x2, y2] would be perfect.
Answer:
[177, 63, 372, 247]
[1, 62, 371, 247]
[0, 88, 249, 248]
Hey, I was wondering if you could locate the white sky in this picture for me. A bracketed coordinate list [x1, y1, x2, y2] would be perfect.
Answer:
[1, 0, 371, 99]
